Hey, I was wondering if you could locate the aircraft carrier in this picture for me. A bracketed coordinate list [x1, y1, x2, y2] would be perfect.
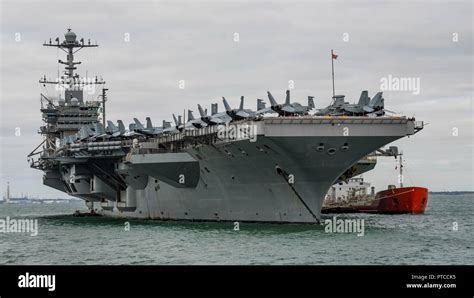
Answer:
[28, 29, 423, 223]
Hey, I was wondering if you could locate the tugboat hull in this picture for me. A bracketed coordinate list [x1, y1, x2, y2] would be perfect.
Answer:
[352, 187, 429, 214]
[373, 187, 428, 214]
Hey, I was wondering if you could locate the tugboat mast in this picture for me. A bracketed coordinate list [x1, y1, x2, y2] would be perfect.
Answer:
[399, 152, 404, 188]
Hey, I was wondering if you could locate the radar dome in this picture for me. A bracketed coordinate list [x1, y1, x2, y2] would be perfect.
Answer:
[65, 29, 77, 43]
[70, 97, 79, 106]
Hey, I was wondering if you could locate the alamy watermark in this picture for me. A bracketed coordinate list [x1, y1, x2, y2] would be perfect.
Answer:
[324, 216, 365, 236]
[18, 272, 55, 292]
[380, 74, 420, 95]
[217, 123, 257, 142]
[0, 216, 38, 236]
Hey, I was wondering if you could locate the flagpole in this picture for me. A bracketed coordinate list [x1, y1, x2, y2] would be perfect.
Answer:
[331, 49, 335, 98]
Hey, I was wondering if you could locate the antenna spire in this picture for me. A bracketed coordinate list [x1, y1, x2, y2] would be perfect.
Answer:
[331, 49, 338, 98]
[40, 28, 105, 103]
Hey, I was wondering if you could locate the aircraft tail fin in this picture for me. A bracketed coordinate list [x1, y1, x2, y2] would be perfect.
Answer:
[358, 91, 370, 106]
[285, 90, 290, 105]
[117, 120, 125, 134]
[223, 97, 232, 112]
[369, 92, 384, 108]
[99, 123, 105, 134]
[211, 103, 218, 115]
[198, 104, 206, 117]
[133, 118, 145, 129]
[94, 122, 105, 134]
[162, 120, 171, 128]
[308, 96, 315, 109]
[107, 120, 117, 132]
[86, 125, 94, 136]
[239, 96, 244, 110]
[257, 99, 266, 110]
[188, 110, 195, 121]
[146, 117, 153, 129]
[79, 127, 88, 139]
[267, 91, 278, 107]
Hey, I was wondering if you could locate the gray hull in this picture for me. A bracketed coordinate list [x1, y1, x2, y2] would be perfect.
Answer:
[92, 118, 417, 223]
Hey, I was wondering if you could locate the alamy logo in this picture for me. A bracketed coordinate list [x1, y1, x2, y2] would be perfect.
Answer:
[0, 216, 38, 236]
[324, 216, 365, 236]
[18, 272, 56, 292]
[380, 74, 420, 95]
[217, 123, 257, 142]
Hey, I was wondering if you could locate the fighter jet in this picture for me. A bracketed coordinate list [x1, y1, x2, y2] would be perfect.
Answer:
[133, 117, 164, 136]
[162, 120, 172, 130]
[117, 120, 126, 135]
[222, 96, 258, 120]
[76, 125, 93, 141]
[315, 91, 387, 116]
[170, 114, 185, 132]
[122, 121, 144, 137]
[162, 118, 179, 134]
[185, 110, 208, 129]
[91, 122, 109, 139]
[257, 99, 266, 111]
[366, 92, 387, 116]
[314, 95, 346, 116]
[197, 104, 231, 125]
[106, 120, 125, 138]
[258, 90, 314, 116]
[74, 123, 103, 142]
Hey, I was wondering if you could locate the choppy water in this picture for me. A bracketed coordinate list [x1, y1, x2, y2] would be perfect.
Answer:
[0, 194, 472, 265]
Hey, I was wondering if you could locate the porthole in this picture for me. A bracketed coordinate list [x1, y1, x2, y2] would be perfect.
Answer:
[327, 148, 337, 155]
[316, 143, 325, 152]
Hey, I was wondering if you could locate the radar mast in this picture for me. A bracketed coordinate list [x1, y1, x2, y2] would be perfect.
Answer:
[28, 29, 105, 169]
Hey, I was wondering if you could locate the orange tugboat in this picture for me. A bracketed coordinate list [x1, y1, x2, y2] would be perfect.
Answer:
[323, 152, 429, 214]
[354, 186, 428, 214]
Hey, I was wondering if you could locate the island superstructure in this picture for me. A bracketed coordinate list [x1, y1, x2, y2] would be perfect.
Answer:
[28, 29, 423, 223]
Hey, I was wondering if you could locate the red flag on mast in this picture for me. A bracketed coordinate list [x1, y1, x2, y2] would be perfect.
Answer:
[332, 52, 338, 60]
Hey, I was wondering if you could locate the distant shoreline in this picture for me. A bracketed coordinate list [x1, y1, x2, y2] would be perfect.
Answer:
[429, 191, 474, 195]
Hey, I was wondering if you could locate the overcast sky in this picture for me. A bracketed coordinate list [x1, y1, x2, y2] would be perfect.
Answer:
[0, 0, 472, 199]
